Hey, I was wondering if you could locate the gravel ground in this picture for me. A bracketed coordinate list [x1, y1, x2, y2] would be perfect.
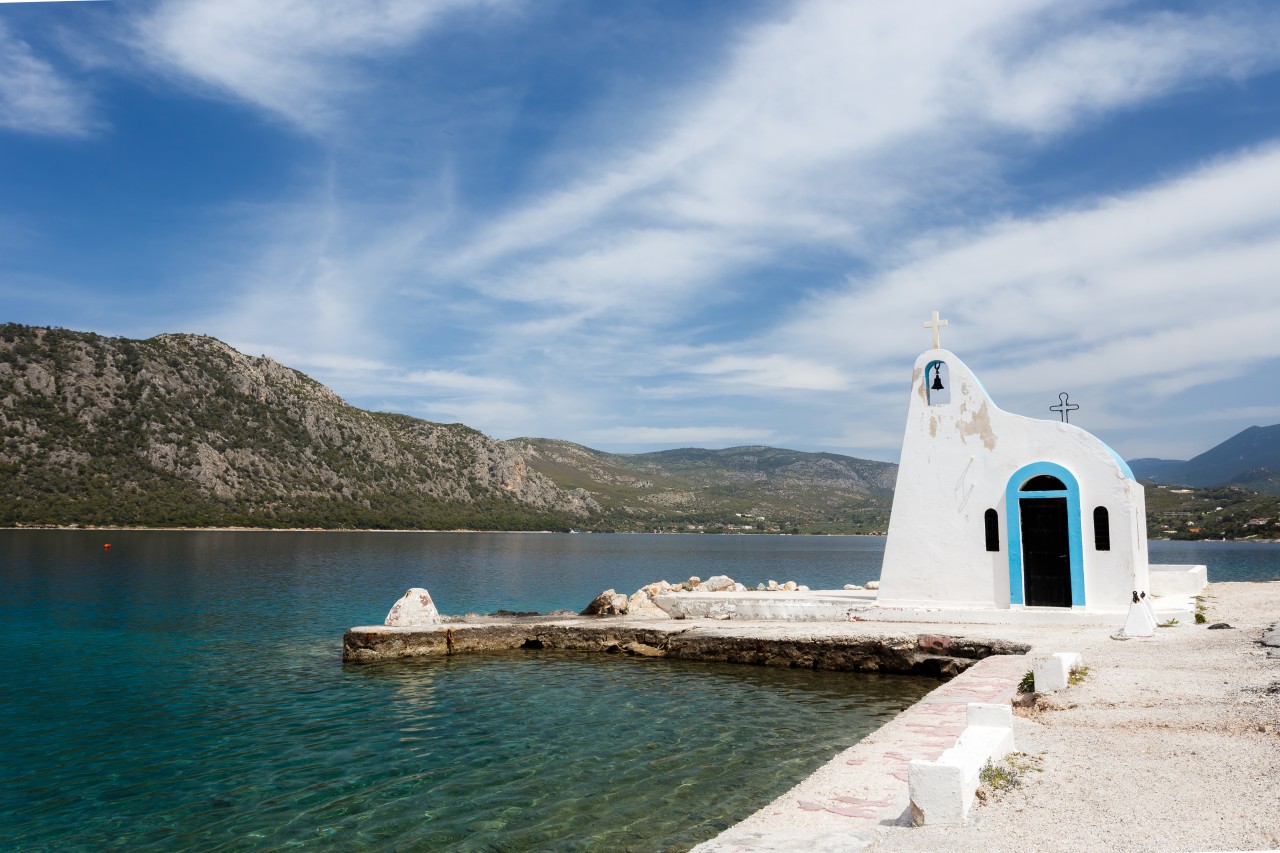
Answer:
[864, 581, 1280, 853]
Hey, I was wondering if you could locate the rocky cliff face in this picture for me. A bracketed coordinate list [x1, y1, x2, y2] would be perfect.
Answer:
[0, 325, 596, 528]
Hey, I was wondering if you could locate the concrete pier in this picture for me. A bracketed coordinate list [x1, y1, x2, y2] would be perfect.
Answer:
[343, 615, 1031, 677]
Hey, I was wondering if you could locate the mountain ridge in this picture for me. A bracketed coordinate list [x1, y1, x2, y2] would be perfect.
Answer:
[0, 324, 595, 529]
[0, 324, 899, 532]
[1127, 423, 1280, 494]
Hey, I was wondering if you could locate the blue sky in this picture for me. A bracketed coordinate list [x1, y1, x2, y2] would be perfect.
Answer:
[4, 0, 1280, 464]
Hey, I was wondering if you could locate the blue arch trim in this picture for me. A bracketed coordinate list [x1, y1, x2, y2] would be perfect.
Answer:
[1101, 443, 1135, 480]
[1006, 461, 1085, 607]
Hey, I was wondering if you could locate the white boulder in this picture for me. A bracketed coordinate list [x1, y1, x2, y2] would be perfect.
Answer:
[384, 588, 441, 627]
[627, 588, 672, 619]
[698, 575, 736, 592]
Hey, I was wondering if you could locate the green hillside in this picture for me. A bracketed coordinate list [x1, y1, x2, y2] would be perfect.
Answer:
[507, 439, 897, 533]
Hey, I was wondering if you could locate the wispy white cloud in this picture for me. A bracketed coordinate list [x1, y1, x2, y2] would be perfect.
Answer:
[132, 0, 489, 132]
[446, 0, 1280, 299]
[403, 369, 519, 394]
[757, 143, 1280, 455]
[689, 354, 848, 392]
[977, 10, 1279, 135]
[0, 20, 95, 136]
[110, 0, 1280, 459]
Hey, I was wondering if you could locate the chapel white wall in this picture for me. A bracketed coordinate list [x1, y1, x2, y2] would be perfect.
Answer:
[879, 349, 1148, 612]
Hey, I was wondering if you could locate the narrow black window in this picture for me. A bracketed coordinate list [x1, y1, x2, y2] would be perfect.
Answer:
[1093, 506, 1110, 551]
[984, 508, 1000, 552]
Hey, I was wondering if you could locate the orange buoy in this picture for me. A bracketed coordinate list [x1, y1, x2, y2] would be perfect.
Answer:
[103, 543, 111, 550]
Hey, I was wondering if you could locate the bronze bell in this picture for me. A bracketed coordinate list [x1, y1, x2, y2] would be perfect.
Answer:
[931, 364, 944, 391]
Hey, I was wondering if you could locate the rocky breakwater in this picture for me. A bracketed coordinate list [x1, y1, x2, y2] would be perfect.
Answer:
[578, 573, 885, 622]
[578, 573, 863, 620]
[579, 574, 755, 619]
[343, 585, 1029, 677]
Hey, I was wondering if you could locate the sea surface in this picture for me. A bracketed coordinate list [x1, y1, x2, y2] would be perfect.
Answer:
[1, 532, 1276, 852]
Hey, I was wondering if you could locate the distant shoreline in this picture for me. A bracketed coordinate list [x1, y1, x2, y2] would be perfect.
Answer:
[0, 525, 554, 534]
[1, 525, 892, 536]
[1, 526, 1276, 543]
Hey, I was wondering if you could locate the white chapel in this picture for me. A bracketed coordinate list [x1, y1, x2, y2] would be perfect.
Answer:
[877, 312, 1187, 618]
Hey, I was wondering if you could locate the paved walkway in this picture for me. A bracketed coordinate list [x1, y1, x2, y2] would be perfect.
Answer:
[693, 654, 1029, 851]
[697, 581, 1280, 853]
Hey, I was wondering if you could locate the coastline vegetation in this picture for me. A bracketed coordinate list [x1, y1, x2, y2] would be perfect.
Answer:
[1144, 484, 1280, 541]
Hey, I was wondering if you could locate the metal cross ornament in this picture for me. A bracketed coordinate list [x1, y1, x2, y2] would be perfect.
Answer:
[1050, 392, 1079, 423]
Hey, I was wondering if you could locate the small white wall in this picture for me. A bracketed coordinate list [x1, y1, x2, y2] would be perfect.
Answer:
[879, 349, 1148, 614]
[1149, 564, 1208, 596]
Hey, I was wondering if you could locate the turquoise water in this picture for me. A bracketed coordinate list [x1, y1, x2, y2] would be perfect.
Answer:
[2, 532, 1275, 852]
[0, 531, 914, 852]
[1147, 538, 1280, 582]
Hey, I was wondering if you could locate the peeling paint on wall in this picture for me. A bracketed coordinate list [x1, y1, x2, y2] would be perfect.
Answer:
[958, 399, 997, 450]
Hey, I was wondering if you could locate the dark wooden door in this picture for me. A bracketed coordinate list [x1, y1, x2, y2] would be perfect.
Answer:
[1020, 497, 1071, 607]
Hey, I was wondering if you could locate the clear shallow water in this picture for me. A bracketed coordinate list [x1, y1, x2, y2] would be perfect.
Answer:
[2, 532, 1275, 852]
[0, 531, 914, 852]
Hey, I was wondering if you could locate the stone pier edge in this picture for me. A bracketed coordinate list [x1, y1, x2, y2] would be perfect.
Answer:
[342, 617, 1031, 678]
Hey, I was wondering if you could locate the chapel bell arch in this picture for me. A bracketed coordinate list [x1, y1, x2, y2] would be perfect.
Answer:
[1004, 461, 1086, 607]
[925, 359, 951, 405]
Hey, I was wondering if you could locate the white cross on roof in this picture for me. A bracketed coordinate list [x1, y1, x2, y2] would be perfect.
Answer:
[923, 310, 948, 349]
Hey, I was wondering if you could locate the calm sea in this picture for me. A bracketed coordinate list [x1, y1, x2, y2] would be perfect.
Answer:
[1, 532, 1275, 851]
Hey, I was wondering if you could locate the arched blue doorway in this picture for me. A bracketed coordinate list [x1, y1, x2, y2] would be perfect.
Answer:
[1005, 462, 1085, 607]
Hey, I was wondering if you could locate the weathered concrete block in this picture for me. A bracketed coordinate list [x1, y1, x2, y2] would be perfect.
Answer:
[909, 759, 967, 826]
[967, 702, 1013, 729]
[909, 702, 1015, 825]
[1032, 651, 1083, 691]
